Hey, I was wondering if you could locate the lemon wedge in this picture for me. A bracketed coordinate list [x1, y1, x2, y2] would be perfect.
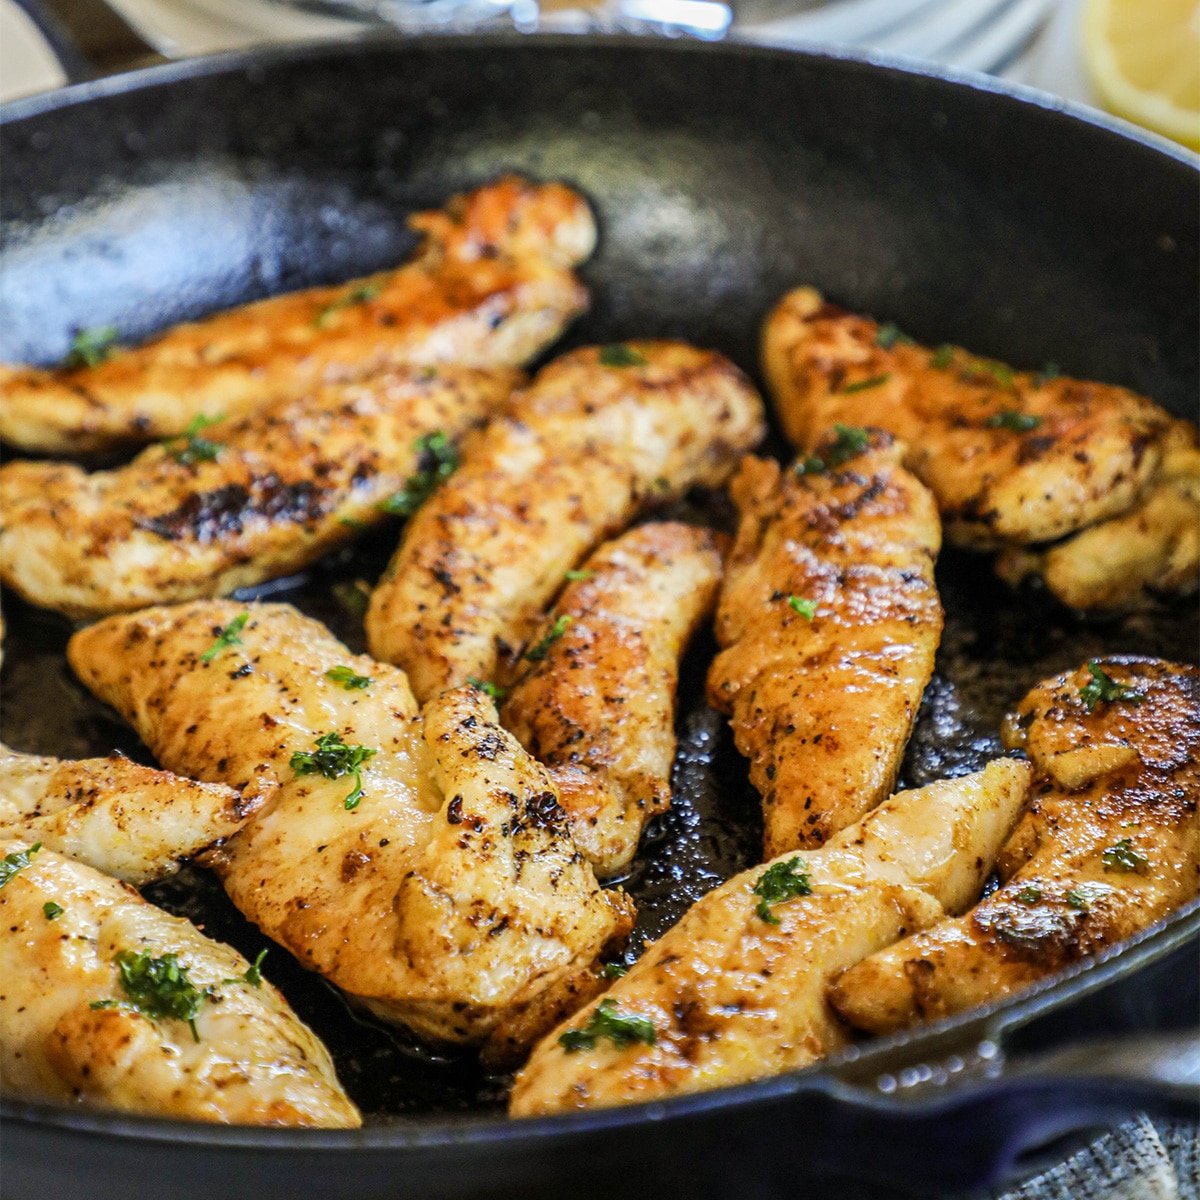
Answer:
[1083, 0, 1200, 150]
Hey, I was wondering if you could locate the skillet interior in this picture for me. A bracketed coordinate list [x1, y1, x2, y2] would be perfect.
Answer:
[0, 29, 1197, 1167]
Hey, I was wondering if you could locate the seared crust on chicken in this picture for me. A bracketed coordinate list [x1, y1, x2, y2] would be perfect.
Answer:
[510, 759, 1030, 1115]
[0, 841, 360, 1126]
[828, 657, 1200, 1036]
[0, 746, 270, 885]
[707, 432, 942, 858]
[366, 343, 765, 702]
[0, 176, 593, 455]
[501, 522, 726, 879]
[996, 420, 1200, 612]
[0, 365, 516, 619]
[67, 602, 634, 1048]
[762, 286, 1173, 549]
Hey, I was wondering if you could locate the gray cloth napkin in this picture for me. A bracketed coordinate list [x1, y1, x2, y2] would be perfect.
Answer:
[992, 1117, 1198, 1200]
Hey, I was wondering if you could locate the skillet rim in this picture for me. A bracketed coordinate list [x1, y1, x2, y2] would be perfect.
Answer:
[0, 31, 1196, 1148]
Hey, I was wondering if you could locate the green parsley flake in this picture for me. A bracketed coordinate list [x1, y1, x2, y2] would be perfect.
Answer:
[379, 431, 459, 516]
[1014, 886, 1042, 905]
[751, 856, 813, 924]
[794, 455, 827, 477]
[332, 579, 371, 621]
[875, 322, 913, 350]
[598, 344, 648, 368]
[222, 948, 268, 989]
[565, 569, 594, 582]
[797, 424, 872, 476]
[65, 325, 120, 368]
[559, 998, 656, 1053]
[525, 614, 573, 662]
[42, 901, 64, 920]
[987, 410, 1043, 432]
[1065, 889, 1090, 911]
[1035, 363, 1061, 387]
[600, 962, 628, 979]
[290, 731, 378, 811]
[91, 949, 208, 1042]
[1079, 661, 1145, 711]
[200, 612, 250, 664]
[466, 675, 508, 702]
[787, 596, 817, 620]
[314, 280, 384, 328]
[0, 843, 42, 889]
[842, 373, 891, 394]
[966, 358, 1016, 389]
[166, 413, 223, 465]
[930, 344, 956, 369]
[325, 665, 373, 691]
[1101, 838, 1149, 874]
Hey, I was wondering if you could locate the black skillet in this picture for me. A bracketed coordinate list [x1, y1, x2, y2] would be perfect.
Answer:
[1, 31, 1198, 1200]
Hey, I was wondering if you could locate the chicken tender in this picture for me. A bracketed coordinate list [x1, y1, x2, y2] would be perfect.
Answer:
[510, 759, 1030, 1115]
[762, 286, 1173, 549]
[996, 420, 1200, 611]
[67, 601, 633, 1048]
[828, 657, 1199, 1036]
[0, 841, 360, 1126]
[366, 342, 765, 702]
[500, 522, 726, 879]
[1, 176, 593, 455]
[0, 365, 516, 618]
[0, 746, 270, 885]
[707, 430, 942, 858]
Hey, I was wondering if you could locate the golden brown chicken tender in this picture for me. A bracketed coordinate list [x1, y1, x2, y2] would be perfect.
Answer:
[1, 176, 593, 455]
[708, 429, 943, 858]
[501, 522, 726, 879]
[0, 366, 516, 619]
[366, 342, 765, 702]
[0, 841, 360, 1127]
[828, 657, 1200, 1036]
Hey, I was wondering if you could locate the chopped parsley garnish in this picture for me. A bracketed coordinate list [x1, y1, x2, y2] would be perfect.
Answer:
[64, 325, 120, 368]
[559, 998, 656, 1053]
[1014, 886, 1042, 905]
[200, 612, 250, 664]
[0, 842, 41, 888]
[598, 344, 647, 368]
[379, 431, 459, 516]
[796, 424, 871, 476]
[565, 569, 594, 582]
[332, 579, 371, 620]
[875, 323, 913, 350]
[965, 358, 1015, 389]
[290, 731, 378, 811]
[91, 950, 207, 1042]
[842, 373, 891, 394]
[525, 614, 572, 662]
[466, 675, 508, 702]
[42, 900, 64, 920]
[930, 344, 956, 369]
[1065, 889, 1090, 911]
[314, 280, 383, 328]
[787, 596, 817, 620]
[166, 413, 223, 465]
[325, 665, 373, 691]
[600, 962, 628, 979]
[1101, 838, 1149, 874]
[751, 856, 812, 924]
[222, 948, 268, 989]
[986, 410, 1043, 432]
[1079, 661, 1145, 711]
[1035, 362, 1061, 386]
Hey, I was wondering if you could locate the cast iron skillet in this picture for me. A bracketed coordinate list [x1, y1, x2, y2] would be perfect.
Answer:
[0, 33, 1197, 1200]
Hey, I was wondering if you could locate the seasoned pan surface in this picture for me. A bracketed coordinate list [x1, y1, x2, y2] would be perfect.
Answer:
[0, 33, 1197, 1185]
